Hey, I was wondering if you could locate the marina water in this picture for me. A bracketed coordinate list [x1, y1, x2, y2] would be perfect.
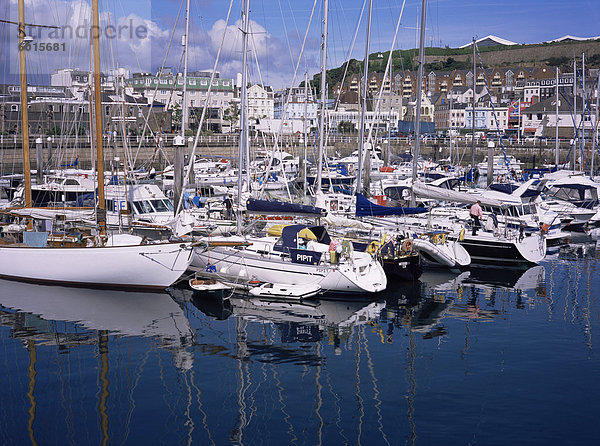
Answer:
[0, 239, 598, 445]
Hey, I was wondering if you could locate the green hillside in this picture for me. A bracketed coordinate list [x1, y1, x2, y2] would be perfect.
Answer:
[307, 39, 600, 94]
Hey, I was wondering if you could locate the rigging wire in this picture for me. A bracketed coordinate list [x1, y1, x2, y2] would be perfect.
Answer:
[175, 0, 235, 215]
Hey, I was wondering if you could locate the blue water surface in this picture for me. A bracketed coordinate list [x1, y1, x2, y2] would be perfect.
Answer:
[0, 242, 598, 445]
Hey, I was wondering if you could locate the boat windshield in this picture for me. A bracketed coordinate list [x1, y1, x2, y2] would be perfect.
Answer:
[149, 199, 173, 212]
[521, 204, 536, 215]
[133, 200, 154, 214]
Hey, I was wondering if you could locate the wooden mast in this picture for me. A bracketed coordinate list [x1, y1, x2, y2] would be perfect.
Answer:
[18, 0, 32, 210]
[92, 0, 106, 235]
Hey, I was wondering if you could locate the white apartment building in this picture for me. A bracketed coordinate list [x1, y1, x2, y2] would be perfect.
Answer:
[274, 86, 318, 128]
[51, 68, 113, 100]
[128, 69, 234, 112]
[247, 84, 274, 120]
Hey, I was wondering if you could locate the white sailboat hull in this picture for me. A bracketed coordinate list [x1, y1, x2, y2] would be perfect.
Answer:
[0, 243, 192, 290]
[192, 246, 386, 294]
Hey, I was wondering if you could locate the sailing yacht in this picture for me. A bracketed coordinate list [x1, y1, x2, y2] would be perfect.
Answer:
[0, 0, 193, 290]
[191, 224, 387, 294]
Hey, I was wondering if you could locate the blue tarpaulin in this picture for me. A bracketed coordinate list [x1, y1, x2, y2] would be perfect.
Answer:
[355, 193, 428, 217]
[246, 198, 326, 216]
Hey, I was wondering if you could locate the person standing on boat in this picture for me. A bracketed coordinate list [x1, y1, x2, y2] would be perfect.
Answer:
[470, 200, 483, 236]
[224, 194, 233, 220]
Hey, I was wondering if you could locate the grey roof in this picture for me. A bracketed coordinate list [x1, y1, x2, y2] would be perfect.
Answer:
[522, 96, 572, 113]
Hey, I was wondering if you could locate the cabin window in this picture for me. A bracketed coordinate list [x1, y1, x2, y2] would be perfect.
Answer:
[64, 179, 80, 186]
[522, 204, 535, 215]
[149, 199, 173, 212]
[133, 200, 153, 214]
[584, 189, 596, 200]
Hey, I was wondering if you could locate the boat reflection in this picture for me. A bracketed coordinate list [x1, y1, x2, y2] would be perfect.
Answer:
[462, 265, 546, 293]
[188, 292, 385, 356]
[0, 279, 195, 361]
[0, 279, 198, 445]
[378, 264, 548, 340]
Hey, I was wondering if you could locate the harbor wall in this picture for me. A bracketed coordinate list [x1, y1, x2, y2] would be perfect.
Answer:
[0, 133, 581, 173]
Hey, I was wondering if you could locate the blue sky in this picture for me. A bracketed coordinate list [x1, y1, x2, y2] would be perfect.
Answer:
[1, 0, 599, 88]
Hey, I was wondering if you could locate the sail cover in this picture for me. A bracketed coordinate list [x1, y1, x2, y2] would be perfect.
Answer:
[246, 198, 327, 217]
[355, 193, 428, 217]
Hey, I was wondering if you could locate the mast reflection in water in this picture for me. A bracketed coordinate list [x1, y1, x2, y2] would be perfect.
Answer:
[0, 245, 599, 445]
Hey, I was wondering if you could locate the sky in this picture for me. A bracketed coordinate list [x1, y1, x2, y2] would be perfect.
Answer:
[1, 0, 599, 88]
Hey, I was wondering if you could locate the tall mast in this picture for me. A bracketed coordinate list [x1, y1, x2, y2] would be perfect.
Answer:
[237, 0, 250, 232]
[18, 0, 32, 209]
[594, 71, 600, 177]
[471, 37, 476, 178]
[181, 0, 191, 137]
[573, 57, 577, 171]
[411, 0, 427, 203]
[555, 67, 560, 166]
[357, 0, 373, 195]
[92, 0, 106, 235]
[303, 72, 309, 197]
[582, 52, 586, 166]
[316, 0, 329, 192]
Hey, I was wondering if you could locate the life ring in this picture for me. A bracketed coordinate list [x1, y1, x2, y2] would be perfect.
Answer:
[367, 241, 380, 255]
[330, 201, 338, 212]
[540, 223, 550, 235]
[401, 238, 413, 253]
[458, 228, 466, 241]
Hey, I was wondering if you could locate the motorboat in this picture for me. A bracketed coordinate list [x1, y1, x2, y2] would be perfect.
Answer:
[248, 282, 322, 300]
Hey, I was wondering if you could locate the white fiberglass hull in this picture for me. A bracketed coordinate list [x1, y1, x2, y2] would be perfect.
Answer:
[0, 242, 192, 290]
[412, 238, 471, 268]
[458, 232, 546, 265]
[192, 246, 386, 294]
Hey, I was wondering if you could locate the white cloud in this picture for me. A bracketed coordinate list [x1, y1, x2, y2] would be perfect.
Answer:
[3, 0, 317, 88]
